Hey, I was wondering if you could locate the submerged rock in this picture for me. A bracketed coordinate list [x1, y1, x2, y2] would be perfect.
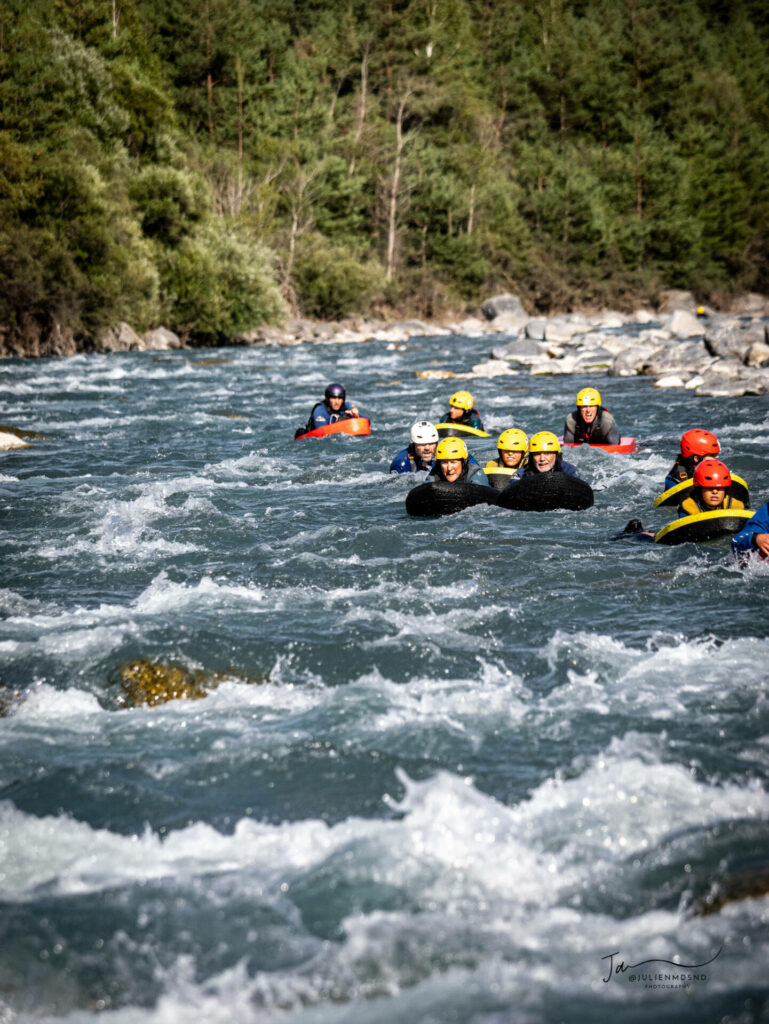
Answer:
[0, 424, 47, 450]
[116, 658, 265, 707]
[690, 864, 769, 916]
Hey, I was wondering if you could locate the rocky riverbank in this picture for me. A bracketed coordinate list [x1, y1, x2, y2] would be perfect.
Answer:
[2, 289, 768, 399]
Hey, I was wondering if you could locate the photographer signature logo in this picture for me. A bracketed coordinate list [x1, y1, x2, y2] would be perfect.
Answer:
[602, 947, 722, 985]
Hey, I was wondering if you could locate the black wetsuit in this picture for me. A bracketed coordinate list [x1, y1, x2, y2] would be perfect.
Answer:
[563, 407, 620, 445]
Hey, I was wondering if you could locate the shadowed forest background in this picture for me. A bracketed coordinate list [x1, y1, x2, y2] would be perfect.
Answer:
[1, 0, 768, 348]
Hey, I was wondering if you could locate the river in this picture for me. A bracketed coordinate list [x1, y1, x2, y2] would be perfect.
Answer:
[1, 328, 768, 1023]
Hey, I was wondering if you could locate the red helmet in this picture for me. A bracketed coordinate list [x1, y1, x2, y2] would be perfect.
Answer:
[680, 429, 720, 459]
[693, 458, 731, 489]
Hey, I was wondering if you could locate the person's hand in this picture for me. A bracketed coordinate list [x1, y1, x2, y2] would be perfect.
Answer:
[754, 532, 769, 558]
[349, 405, 359, 417]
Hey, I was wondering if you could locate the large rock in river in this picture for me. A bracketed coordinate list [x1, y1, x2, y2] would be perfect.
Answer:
[481, 293, 527, 320]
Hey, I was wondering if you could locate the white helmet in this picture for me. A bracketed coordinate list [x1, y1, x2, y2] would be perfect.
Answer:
[410, 420, 439, 445]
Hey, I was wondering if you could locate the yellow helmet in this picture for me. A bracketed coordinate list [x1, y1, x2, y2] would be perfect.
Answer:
[435, 437, 468, 461]
[497, 428, 528, 452]
[528, 431, 561, 453]
[449, 390, 474, 411]
[576, 387, 601, 407]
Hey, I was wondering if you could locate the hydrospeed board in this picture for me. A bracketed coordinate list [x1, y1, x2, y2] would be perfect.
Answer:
[560, 436, 637, 454]
[294, 417, 371, 441]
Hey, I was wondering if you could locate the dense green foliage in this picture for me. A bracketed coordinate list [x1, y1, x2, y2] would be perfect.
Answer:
[2, 0, 768, 344]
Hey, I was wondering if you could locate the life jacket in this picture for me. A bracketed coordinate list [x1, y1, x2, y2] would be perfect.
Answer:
[668, 454, 696, 484]
[484, 458, 521, 474]
[679, 493, 745, 516]
[567, 407, 615, 444]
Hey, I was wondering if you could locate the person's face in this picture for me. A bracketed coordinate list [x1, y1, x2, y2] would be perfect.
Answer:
[700, 486, 725, 509]
[439, 459, 463, 482]
[448, 405, 464, 420]
[580, 405, 598, 424]
[415, 441, 437, 463]
[533, 451, 556, 472]
[500, 449, 523, 468]
[328, 395, 344, 411]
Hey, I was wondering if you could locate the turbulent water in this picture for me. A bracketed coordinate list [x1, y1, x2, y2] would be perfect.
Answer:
[1, 330, 768, 1024]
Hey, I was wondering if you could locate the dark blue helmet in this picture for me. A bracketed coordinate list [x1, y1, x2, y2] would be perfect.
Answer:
[325, 382, 345, 400]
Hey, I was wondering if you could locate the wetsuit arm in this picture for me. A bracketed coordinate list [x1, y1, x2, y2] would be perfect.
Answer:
[602, 414, 621, 445]
[310, 403, 331, 428]
[731, 504, 769, 554]
[563, 412, 577, 442]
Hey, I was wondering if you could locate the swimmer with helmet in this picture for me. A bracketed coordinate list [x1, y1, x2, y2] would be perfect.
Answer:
[665, 429, 721, 492]
[390, 421, 440, 473]
[429, 437, 492, 486]
[563, 387, 620, 445]
[523, 432, 581, 478]
[444, 390, 484, 431]
[485, 429, 528, 487]
[306, 383, 359, 431]
[677, 459, 745, 517]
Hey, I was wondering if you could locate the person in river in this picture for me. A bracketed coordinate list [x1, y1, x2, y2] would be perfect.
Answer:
[484, 429, 528, 478]
[562, 387, 620, 445]
[443, 390, 484, 431]
[390, 421, 439, 473]
[305, 383, 359, 431]
[522, 432, 580, 478]
[731, 501, 769, 558]
[429, 437, 492, 486]
[677, 459, 745, 517]
[664, 429, 720, 491]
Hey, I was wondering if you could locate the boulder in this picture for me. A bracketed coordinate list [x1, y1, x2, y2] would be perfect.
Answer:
[744, 342, 769, 368]
[654, 375, 688, 389]
[449, 317, 488, 337]
[524, 318, 547, 340]
[96, 322, 143, 352]
[663, 310, 703, 338]
[696, 366, 769, 397]
[608, 342, 666, 377]
[657, 289, 697, 314]
[481, 293, 527, 320]
[469, 358, 518, 378]
[704, 319, 765, 360]
[642, 339, 712, 376]
[543, 316, 589, 343]
[490, 337, 544, 362]
[492, 311, 529, 334]
[588, 312, 628, 329]
[143, 327, 181, 351]
[631, 309, 658, 324]
[730, 293, 769, 316]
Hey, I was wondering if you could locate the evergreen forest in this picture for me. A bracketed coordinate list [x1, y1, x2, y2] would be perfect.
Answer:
[2, 0, 769, 349]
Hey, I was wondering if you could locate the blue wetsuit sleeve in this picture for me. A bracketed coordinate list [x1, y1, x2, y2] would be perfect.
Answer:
[469, 412, 484, 431]
[731, 503, 769, 553]
[310, 403, 331, 428]
[664, 473, 679, 492]
[562, 460, 581, 479]
[390, 448, 413, 473]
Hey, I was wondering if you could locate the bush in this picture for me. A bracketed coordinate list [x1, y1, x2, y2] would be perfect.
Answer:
[158, 220, 286, 340]
[293, 236, 384, 319]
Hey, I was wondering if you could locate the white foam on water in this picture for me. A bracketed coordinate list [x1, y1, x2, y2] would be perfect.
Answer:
[539, 631, 769, 723]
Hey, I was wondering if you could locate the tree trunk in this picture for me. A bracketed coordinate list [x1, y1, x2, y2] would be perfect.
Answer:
[349, 45, 369, 174]
[386, 92, 410, 282]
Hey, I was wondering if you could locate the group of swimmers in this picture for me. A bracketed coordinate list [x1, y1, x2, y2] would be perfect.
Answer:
[302, 381, 768, 554]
